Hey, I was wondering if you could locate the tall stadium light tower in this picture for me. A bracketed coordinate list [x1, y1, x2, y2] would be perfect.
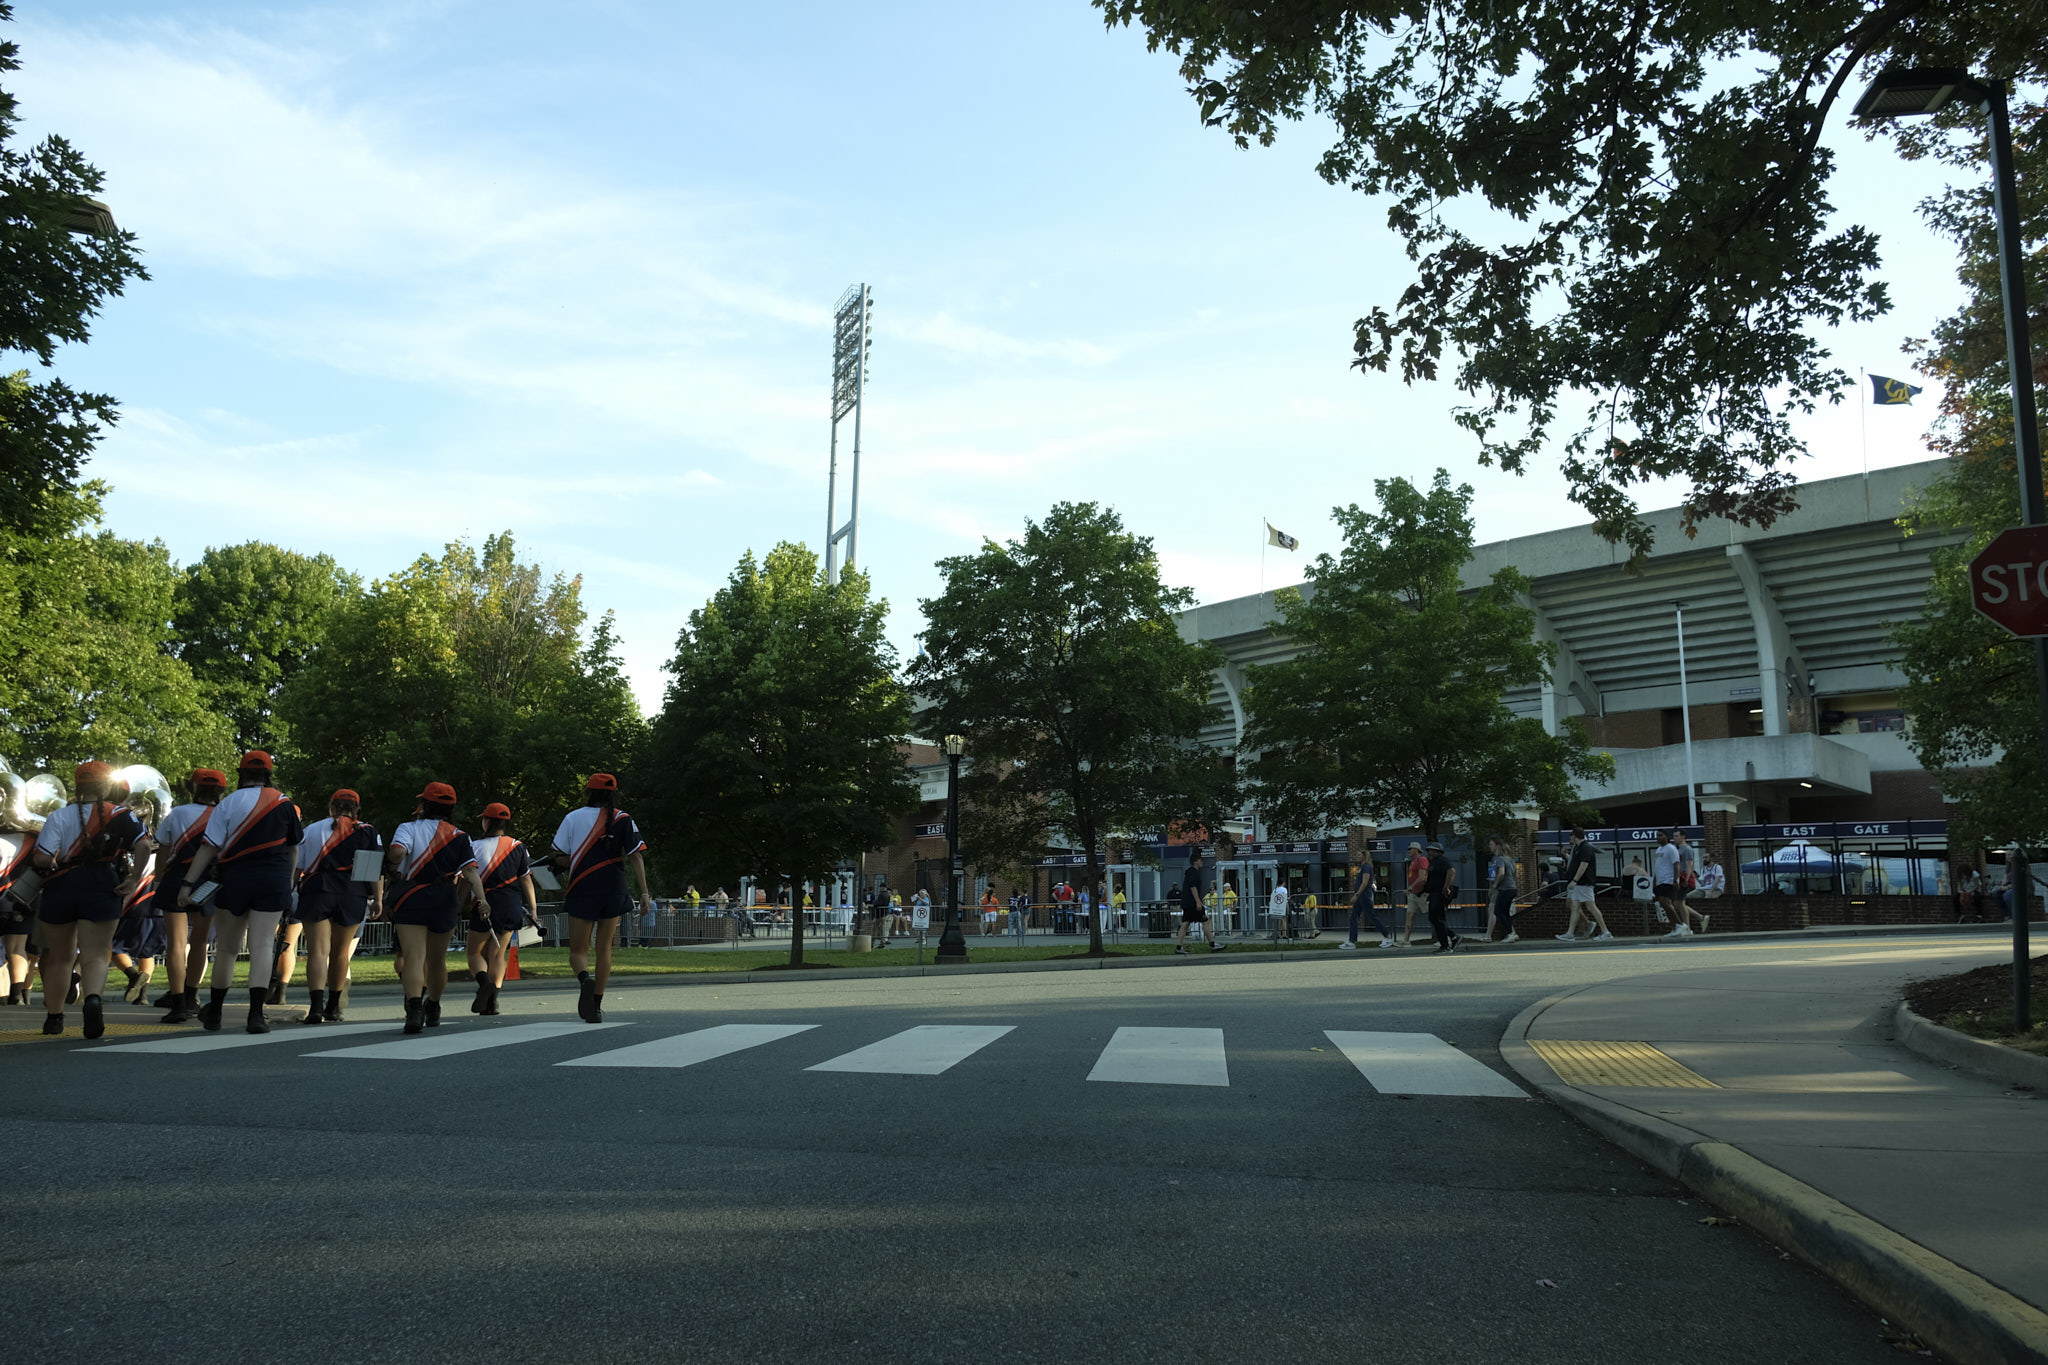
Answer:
[824, 284, 872, 586]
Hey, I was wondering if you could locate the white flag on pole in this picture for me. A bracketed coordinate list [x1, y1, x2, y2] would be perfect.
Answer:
[1265, 522, 1298, 551]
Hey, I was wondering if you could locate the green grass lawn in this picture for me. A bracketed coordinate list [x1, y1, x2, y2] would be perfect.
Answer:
[169, 937, 1352, 991]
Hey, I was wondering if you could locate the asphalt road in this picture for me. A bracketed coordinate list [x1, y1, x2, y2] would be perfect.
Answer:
[3, 933, 1995, 1364]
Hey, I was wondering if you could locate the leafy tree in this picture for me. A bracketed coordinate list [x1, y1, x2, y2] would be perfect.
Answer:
[638, 546, 916, 966]
[1094, 0, 2047, 557]
[1892, 97, 2047, 849]
[1243, 472, 1612, 842]
[0, 4, 149, 535]
[910, 503, 1234, 956]
[0, 485, 234, 774]
[277, 533, 646, 841]
[172, 541, 359, 758]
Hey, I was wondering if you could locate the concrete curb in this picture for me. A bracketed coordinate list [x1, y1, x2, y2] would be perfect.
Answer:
[1502, 993, 2048, 1365]
[1894, 1001, 2048, 1091]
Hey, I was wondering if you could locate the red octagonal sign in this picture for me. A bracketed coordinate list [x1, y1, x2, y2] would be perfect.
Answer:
[1970, 526, 2048, 637]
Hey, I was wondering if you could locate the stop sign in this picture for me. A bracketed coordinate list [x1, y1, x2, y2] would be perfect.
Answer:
[1970, 526, 2048, 636]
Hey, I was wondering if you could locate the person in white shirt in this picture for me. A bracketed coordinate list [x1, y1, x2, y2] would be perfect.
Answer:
[1687, 853, 1727, 901]
[1656, 830, 1708, 939]
[1269, 882, 1291, 940]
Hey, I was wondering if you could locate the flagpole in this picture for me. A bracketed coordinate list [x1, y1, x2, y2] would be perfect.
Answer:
[1260, 519, 1267, 596]
[1859, 368, 1869, 478]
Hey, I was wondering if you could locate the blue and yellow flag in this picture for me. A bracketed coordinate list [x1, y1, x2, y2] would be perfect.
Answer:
[1870, 375, 1923, 405]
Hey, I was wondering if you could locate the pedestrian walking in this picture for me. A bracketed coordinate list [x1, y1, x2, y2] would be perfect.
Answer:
[146, 769, 226, 1023]
[31, 761, 152, 1037]
[292, 788, 384, 1025]
[1340, 861, 1392, 950]
[1484, 836, 1521, 942]
[1656, 829, 1708, 938]
[1556, 827, 1615, 941]
[385, 781, 489, 1034]
[1173, 849, 1224, 954]
[1403, 842, 1428, 945]
[176, 751, 304, 1035]
[549, 772, 654, 1025]
[1423, 840, 1461, 954]
[0, 806, 40, 1006]
[466, 802, 537, 1016]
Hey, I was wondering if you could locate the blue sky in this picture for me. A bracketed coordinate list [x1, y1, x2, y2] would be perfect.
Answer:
[15, 1, 1964, 708]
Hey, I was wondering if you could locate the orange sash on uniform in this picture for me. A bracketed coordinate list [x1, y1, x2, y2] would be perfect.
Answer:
[390, 821, 462, 914]
[299, 815, 358, 884]
[216, 789, 290, 864]
[566, 809, 618, 893]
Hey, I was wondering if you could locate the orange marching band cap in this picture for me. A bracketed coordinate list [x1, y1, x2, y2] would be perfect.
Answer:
[189, 768, 228, 787]
[417, 781, 458, 804]
[480, 802, 511, 821]
[239, 750, 274, 771]
[74, 759, 114, 785]
[331, 788, 360, 805]
[585, 773, 618, 792]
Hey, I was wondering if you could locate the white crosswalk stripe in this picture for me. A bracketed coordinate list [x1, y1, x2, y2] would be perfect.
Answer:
[310, 1021, 625, 1061]
[806, 1024, 1015, 1075]
[559, 1023, 818, 1069]
[81, 1024, 391, 1055]
[1087, 1026, 1228, 1087]
[1324, 1030, 1525, 1098]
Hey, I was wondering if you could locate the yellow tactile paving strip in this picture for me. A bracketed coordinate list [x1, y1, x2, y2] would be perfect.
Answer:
[0, 1022, 185, 1049]
[1529, 1039, 1720, 1089]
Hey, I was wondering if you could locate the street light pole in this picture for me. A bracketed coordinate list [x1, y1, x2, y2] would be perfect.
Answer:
[1673, 600, 1699, 826]
[1856, 69, 2043, 1029]
[937, 735, 969, 964]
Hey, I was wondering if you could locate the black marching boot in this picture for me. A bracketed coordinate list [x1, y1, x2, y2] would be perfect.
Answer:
[423, 996, 442, 1028]
[246, 987, 270, 1035]
[82, 993, 105, 1040]
[471, 970, 489, 1013]
[402, 996, 424, 1035]
[197, 988, 227, 1032]
[323, 990, 343, 1023]
[164, 989, 194, 1024]
[587, 992, 604, 1024]
[300, 988, 327, 1024]
[481, 981, 501, 1016]
[41, 1011, 62, 1035]
[576, 971, 596, 1022]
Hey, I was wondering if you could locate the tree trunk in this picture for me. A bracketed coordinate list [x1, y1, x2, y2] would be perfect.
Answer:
[1083, 825, 1104, 956]
[788, 876, 805, 968]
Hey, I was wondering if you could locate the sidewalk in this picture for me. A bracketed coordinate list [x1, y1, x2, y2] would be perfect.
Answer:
[1501, 943, 2048, 1365]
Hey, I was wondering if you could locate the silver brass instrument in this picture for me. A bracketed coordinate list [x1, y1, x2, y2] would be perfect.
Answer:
[115, 764, 174, 830]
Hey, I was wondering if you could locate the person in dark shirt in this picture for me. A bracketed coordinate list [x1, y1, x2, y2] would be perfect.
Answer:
[1423, 840, 1462, 955]
[1173, 849, 1226, 955]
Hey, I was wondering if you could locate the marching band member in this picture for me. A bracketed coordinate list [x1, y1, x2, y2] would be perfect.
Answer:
[465, 802, 536, 1017]
[151, 769, 226, 1024]
[109, 775, 171, 1003]
[549, 773, 652, 1025]
[29, 761, 152, 1037]
[384, 781, 488, 1035]
[109, 868, 162, 1005]
[0, 820, 37, 1006]
[294, 789, 384, 1025]
[176, 751, 303, 1035]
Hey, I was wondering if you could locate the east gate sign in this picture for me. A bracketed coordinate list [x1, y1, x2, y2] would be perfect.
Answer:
[1969, 526, 2048, 637]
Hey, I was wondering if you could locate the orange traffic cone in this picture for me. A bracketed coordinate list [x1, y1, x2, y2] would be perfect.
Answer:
[506, 943, 521, 981]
